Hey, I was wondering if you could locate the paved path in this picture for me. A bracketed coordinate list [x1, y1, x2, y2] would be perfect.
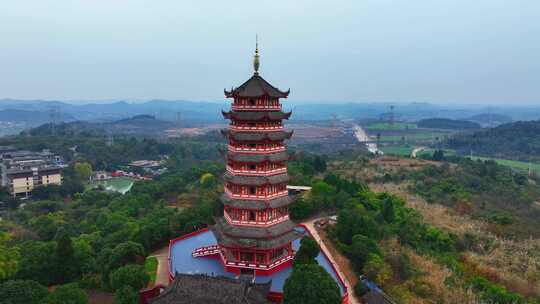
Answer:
[302, 219, 360, 304]
[411, 146, 427, 158]
[149, 246, 169, 287]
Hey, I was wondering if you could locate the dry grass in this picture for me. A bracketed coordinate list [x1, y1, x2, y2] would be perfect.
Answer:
[370, 182, 540, 298]
[380, 238, 478, 304]
[331, 158, 540, 299]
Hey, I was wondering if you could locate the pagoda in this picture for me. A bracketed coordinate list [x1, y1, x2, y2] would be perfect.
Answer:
[195, 42, 301, 276]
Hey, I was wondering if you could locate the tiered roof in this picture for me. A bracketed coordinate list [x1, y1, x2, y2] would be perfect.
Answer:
[148, 273, 270, 304]
[224, 74, 290, 98]
[222, 110, 292, 121]
[224, 172, 289, 186]
[221, 129, 293, 141]
[212, 224, 302, 249]
[225, 150, 289, 163]
[220, 193, 295, 210]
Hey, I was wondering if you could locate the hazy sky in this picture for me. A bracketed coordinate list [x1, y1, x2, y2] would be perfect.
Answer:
[1, 0, 539, 104]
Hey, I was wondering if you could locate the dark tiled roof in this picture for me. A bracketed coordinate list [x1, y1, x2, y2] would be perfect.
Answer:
[220, 193, 295, 210]
[224, 75, 289, 98]
[149, 273, 271, 304]
[221, 129, 293, 142]
[226, 151, 289, 163]
[222, 110, 292, 121]
[224, 172, 289, 186]
[212, 224, 302, 249]
[213, 217, 296, 239]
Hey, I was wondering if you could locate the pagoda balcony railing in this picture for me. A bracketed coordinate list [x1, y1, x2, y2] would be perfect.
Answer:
[229, 125, 283, 132]
[224, 188, 288, 200]
[224, 211, 289, 227]
[191, 245, 221, 257]
[222, 251, 294, 271]
[228, 145, 286, 153]
[226, 166, 287, 176]
[231, 104, 281, 111]
[192, 246, 295, 271]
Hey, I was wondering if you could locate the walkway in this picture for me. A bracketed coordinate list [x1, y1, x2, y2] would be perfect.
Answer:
[148, 246, 169, 287]
[302, 218, 360, 304]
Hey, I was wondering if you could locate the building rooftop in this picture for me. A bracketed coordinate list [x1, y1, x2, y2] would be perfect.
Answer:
[224, 74, 290, 99]
[149, 274, 271, 304]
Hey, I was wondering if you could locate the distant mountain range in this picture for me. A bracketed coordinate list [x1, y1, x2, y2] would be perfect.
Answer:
[1, 99, 540, 133]
[26, 114, 179, 137]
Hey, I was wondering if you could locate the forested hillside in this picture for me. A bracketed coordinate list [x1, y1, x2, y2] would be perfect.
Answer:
[446, 120, 540, 162]
[417, 118, 481, 130]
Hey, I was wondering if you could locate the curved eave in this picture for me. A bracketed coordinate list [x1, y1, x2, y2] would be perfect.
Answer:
[223, 75, 290, 99]
[213, 217, 297, 239]
[221, 129, 294, 141]
[212, 226, 302, 249]
[220, 193, 296, 210]
[221, 110, 292, 121]
[225, 151, 290, 163]
[224, 172, 289, 186]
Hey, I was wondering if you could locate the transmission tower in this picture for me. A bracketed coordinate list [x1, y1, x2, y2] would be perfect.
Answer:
[49, 106, 60, 136]
[389, 105, 395, 126]
[176, 112, 181, 126]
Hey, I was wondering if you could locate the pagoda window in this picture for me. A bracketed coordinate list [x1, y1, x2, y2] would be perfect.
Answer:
[249, 164, 256, 171]
[240, 251, 254, 262]
[249, 211, 256, 221]
[249, 143, 256, 149]
[256, 253, 265, 264]
[249, 187, 256, 195]
[249, 99, 256, 106]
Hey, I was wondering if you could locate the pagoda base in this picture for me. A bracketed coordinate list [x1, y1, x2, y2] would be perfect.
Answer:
[162, 226, 349, 304]
[192, 245, 294, 276]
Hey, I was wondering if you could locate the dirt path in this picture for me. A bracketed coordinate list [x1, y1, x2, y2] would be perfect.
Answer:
[302, 219, 360, 304]
[149, 246, 169, 287]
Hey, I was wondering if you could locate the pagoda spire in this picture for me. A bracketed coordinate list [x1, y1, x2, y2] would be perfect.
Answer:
[253, 35, 260, 75]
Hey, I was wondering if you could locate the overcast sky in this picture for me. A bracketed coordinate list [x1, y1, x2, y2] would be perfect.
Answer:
[1, 0, 539, 104]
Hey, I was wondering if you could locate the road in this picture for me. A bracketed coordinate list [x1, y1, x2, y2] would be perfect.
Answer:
[148, 247, 169, 287]
[302, 218, 361, 304]
[411, 146, 427, 158]
[353, 124, 381, 155]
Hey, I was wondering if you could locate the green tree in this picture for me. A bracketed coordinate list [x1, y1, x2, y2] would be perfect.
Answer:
[0, 232, 20, 281]
[17, 241, 56, 285]
[284, 264, 341, 304]
[55, 228, 76, 283]
[363, 253, 393, 286]
[74, 162, 93, 182]
[46, 283, 88, 304]
[106, 242, 146, 270]
[29, 213, 66, 241]
[0, 280, 48, 304]
[110, 265, 149, 291]
[350, 234, 381, 270]
[293, 237, 320, 266]
[199, 173, 216, 189]
[114, 286, 138, 304]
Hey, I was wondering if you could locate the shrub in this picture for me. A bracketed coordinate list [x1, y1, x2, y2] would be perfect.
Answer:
[110, 265, 149, 291]
[46, 283, 88, 304]
[0, 280, 48, 304]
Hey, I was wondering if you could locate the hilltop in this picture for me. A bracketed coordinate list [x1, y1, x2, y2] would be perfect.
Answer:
[446, 120, 540, 162]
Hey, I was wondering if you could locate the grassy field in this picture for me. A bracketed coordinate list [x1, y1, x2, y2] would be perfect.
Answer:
[366, 122, 417, 131]
[91, 177, 135, 194]
[380, 144, 414, 156]
[379, 132, 446, 142]
[145, 257, 158, 283]
[469, 156, 540, 174]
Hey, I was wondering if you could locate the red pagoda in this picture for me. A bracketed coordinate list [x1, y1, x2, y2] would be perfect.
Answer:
[196, 42, 301, 276]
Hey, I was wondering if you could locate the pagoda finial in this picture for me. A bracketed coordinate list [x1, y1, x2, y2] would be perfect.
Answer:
[253, 35, 260, 75]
